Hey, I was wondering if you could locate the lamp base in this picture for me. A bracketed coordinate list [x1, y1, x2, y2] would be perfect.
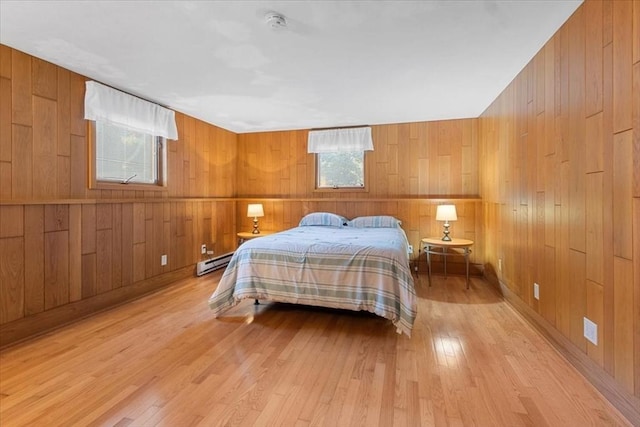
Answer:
[252, 218, 260, 234]
[441, 222, 451, 241]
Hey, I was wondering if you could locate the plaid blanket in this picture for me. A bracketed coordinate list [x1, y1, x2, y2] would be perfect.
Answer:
[208, 225, 417, 337]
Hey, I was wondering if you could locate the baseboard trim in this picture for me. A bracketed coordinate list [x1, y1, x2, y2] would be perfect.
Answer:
[0, 265, 196, 349]
[494, 279, 640, 426]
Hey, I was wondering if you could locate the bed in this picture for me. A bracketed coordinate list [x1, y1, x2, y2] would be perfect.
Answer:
[207, 213, 417, 337]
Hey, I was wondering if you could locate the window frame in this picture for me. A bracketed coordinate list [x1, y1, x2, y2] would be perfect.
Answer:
[87, 120, 167, 191]
[314, 150, 369, 193]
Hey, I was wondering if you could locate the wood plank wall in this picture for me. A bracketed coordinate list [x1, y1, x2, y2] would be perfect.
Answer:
[237, 121, 478, 198]
[0, 45, 237, 346]
[236, 119, 482, 272]
[479, 0, 640, 402]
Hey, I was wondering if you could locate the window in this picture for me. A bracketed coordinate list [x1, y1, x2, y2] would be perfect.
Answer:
[94, 121, 163, 185]
[316, 151, 365, 188]
[307, 126, 373, 191]
[84, 80, 177, 189]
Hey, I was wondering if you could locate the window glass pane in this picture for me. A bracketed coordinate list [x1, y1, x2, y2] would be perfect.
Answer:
[317, 151, 364, 188]
[96, 121, 158, 184]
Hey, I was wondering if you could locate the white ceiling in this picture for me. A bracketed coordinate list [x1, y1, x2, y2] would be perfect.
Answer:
[0, 0, 582, 134]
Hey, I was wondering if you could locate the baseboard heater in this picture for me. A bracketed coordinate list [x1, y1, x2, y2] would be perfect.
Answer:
[196, 252, 234, 276]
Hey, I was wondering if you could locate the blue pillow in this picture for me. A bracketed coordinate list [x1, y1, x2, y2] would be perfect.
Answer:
[348, 215, 400, 228]
[299, 212, 348, 228]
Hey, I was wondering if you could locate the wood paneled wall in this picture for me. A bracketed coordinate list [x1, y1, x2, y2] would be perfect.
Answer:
[479, 0, 640, 403]
[0, 45, 237, 345]
[237, 119, 478, 198]
[0, 45, 236, 200]
[236, 119, 482, 269]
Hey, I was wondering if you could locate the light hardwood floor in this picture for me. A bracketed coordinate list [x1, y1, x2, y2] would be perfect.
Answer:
[0, 272, 631, 426]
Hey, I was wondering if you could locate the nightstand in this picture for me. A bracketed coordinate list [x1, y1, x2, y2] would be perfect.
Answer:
[421, 237, 474, 289]
[237, 230, 275, 245]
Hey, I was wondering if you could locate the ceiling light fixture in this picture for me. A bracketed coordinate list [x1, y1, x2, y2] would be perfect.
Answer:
[264, 11, 287, 30]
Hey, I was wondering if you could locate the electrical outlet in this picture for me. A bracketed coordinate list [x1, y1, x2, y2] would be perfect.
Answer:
[201, 244, 207, 254]
[583, 317, 598, 345]
[161, 254, 167, 266]
[498, 259, 503, 272]
[408, 245, 413, 254]
[533, 283, 540, 300]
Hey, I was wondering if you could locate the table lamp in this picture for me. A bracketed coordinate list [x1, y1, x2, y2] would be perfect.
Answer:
[436, 204, 457, 241]
[247, 203, 264, 234]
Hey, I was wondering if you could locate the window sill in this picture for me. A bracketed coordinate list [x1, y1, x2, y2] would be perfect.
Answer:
[90, 181, 167, 192]
[313, 187, 369, 194]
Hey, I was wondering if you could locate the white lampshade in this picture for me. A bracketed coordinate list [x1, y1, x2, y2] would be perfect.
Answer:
[247, 203, 264, 218]
[436, 204, 457, 222]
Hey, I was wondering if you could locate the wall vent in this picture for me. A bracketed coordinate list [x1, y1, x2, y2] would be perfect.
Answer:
[196, 252, 234, 276]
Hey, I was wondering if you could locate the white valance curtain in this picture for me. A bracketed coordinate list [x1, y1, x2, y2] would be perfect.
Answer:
[307, 126, 374, 153]
[84, 81, 178, 140]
